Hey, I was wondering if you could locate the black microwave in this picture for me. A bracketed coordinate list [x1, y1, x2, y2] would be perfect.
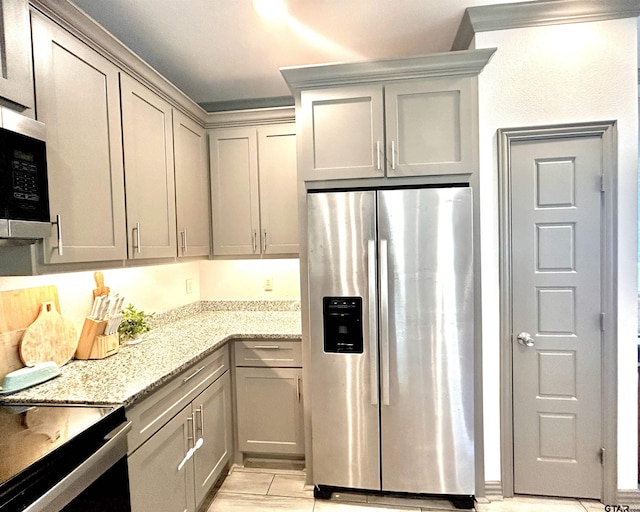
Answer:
[0, 107, 51, 240]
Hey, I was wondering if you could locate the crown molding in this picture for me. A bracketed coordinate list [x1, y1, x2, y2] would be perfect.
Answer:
[453, 0, 640, 50]
[281, 48, 497, 93]
[205, 106, 296, 130]
[29, 0, 208, 125]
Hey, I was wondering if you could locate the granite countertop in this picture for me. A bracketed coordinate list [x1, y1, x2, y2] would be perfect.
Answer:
[1, 301, 301, 408]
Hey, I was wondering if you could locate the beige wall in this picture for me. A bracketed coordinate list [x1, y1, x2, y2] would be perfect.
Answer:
[474, 17, 638, 489]
[0, 262, 201, 333]
[0, 259, 301, 334]
[199, 259, 300, 300]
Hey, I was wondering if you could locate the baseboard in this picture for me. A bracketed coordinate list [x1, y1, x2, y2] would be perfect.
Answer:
[616, 489, 640, 506]
[483, 481, 504, 501]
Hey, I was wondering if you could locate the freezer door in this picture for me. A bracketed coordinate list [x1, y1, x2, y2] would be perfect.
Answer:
[378, 187, 474, 495]
[307, 191, 380, 491]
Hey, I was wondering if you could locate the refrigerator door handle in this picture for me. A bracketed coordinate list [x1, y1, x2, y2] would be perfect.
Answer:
[379, 238, 390, 406]
[367, 239, 379, 406]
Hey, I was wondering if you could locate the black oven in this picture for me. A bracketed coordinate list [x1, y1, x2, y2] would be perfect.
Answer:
[0, 404, 131, 512]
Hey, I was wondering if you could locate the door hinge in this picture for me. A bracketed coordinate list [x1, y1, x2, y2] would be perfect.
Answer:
[600, 312, 605, 332]
[600, 447, 605, 465]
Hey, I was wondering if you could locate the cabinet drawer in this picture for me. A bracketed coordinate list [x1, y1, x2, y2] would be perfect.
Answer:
[126, 344, 229, 454]
[234, 340, 301, 368]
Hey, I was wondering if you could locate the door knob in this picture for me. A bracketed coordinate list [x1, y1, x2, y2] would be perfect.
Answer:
[517, 332, 535, 347]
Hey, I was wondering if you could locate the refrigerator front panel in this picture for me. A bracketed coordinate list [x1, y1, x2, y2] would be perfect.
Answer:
[378, 188, 475, 494]
[307, 191, 381, 490]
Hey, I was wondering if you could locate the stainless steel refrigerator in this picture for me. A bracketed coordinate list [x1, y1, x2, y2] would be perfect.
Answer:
[307, 187, 474, 499]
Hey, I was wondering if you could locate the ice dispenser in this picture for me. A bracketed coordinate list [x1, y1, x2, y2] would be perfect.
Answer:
[322, 297, 363, 353]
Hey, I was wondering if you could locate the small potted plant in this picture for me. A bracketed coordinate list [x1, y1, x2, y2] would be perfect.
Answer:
[118, 304, 154, 345]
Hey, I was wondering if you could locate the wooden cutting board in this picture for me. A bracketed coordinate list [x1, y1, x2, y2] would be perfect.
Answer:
[0, 286, 61, 380]
[19, 302, 78, 367]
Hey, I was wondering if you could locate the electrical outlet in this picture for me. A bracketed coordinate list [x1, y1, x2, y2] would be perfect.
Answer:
[186, 278, 193, 294]
[264, 277, 273, 291]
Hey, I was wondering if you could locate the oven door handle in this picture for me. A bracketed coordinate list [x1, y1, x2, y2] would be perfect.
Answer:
[24, 420, 132, 512]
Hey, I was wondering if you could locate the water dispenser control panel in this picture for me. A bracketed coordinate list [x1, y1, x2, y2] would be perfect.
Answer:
[322, 297, 363, 354]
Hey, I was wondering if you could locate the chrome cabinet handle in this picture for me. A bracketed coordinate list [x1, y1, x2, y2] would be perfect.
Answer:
[379, 239, 390, 406]
[376, 141, 381, 171]
[53, 214, 63, 256]
[367, 239, 379, 406]
[181, 227, 188, 254]
[391, 141, 396, 170]
[517, 332, 535, 347]
[177, 415, 195, 472]
[196, 405, 204, 437]
[254, 345, 280, 350]
[296, 376, 301, 402]
[133, 222, 141, 254]
[263, 229, 267, 253]
[252, 230, 257, 253]
[183, 366, 205, 384]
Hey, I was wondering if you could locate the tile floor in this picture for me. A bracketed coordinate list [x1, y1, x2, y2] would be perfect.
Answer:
[203, 466, 609, 512]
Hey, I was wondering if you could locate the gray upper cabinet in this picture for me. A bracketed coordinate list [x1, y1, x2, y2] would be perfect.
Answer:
[173, 110, 210, 258]
[31, 12, 127, 264]
[0, 0, 34, 111]
[120, 74, 177, 259]
[257, 124, 298, 255]
[301, 77, 474, 181]
[385, 77, 473, 177]
[210, 127, 258, 256]
[209, 123, 298, 257]
[301, 85, 384, 181]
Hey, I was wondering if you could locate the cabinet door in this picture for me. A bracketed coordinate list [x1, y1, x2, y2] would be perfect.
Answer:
[385, 77, 474, 177]
[121, 73, 177, 259]
[128, 406, 195, 512]
[173, 110, 210, 257]
[0, 0, 33, 110]
[257, 124, 298, 255]
[209, 127, 260, 256]
[31, 13, 127, 263]
[193, 371, 232, 508]
[301, 85, 384, 181]
[236, 367, 304, 455]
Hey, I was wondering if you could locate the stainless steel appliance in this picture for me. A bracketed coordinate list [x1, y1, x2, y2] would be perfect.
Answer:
[0, 107, 50, 242]
[0, 404, 131, 511]
[308, 187, 474, 505]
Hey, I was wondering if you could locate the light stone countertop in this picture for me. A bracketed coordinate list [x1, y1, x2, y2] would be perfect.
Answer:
[0, 302, 301, 408]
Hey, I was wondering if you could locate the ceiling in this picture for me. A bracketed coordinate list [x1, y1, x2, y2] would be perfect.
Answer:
[67, 0, 613, 112]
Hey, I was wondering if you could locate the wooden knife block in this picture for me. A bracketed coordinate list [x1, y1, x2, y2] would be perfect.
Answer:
[75, 318, 119, 360]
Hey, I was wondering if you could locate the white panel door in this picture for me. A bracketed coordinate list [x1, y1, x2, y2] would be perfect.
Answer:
[510, 135, 603, 499]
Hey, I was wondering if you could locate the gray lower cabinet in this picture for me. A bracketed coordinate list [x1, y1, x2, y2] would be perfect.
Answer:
[127, 346, 232, 512]
[128, 404, 195, 512]
[193, 371, 232, 507]
[234, 340, 304, 457]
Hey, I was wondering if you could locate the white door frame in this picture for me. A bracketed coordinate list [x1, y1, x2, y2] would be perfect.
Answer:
[497, 122, 617, 503]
